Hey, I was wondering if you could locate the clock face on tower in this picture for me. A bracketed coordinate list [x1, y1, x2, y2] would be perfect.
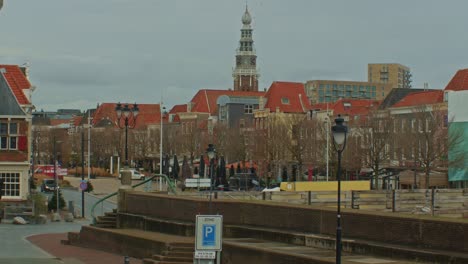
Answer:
[243, 58, 250, 66]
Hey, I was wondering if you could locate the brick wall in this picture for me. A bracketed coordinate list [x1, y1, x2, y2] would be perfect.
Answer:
[124, 192, 468, 253]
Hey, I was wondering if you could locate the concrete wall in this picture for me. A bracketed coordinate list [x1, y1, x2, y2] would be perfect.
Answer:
[123, 192, 468, 253]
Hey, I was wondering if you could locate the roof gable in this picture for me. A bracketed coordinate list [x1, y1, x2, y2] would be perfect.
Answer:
[169, 104, 187, 114]
[333, 99, 381, 117]
[444, 69, 468, 91]
[0, 71, 26, 116]
[0, 65, 31, 105]
[93, 103, 162, 129]
[264, 82, 311, 113]
[391, 90, 444, 108]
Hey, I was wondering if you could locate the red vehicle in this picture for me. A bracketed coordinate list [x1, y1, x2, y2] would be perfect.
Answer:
[34, 165, 67, 180]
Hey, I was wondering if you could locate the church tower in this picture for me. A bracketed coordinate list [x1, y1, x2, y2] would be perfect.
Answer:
[233, 5, 260, 92]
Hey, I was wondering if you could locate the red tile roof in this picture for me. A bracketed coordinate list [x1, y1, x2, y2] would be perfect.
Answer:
[332, 99, 381, 117]
[50, 119, 71, 126]
[190, 89, 265, 115]
[444, 69, 468, 91]
[73, 116, 83, 127]
[169, 104, 187, 114]
[391, 90, 444, 108]
[309, 102, 333, 111]
[93, 103, 162, 129]
[264, 82, 311, 113]
[0, 65, 31, 105]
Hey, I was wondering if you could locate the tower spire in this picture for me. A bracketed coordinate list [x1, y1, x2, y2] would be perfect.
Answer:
[233, 5, 259, 92]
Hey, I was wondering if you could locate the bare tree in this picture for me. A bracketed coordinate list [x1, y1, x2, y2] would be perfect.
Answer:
[407, 105, 464, 188]
[355, 110, 395, 189]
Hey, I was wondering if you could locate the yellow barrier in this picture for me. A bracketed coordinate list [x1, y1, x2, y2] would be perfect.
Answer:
[280, 181, 370, 192]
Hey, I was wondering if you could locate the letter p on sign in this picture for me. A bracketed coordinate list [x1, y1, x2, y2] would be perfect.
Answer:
[202, 224, 216, 246]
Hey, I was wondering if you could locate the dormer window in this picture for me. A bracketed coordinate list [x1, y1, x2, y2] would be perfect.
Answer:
[343, 102, 351, 110]
[281, 98, 290, 104]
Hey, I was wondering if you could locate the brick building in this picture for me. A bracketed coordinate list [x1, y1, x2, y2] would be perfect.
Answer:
[0, 65, 34, 200]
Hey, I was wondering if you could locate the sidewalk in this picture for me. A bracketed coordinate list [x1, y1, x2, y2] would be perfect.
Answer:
[27, 233, 140, 264]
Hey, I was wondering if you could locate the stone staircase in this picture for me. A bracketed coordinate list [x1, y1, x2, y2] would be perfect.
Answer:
[94, 209, 117, 228]
[142, 242, 194, 264]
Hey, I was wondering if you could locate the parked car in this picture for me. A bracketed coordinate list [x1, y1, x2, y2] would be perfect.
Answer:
[118, 169, 145, 180]
[228, 173, 261, 191]
[40, 179, 57, 192]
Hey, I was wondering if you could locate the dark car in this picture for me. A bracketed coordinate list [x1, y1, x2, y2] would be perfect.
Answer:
[228, 173, 261, 191]
[40, 179, 57, 192]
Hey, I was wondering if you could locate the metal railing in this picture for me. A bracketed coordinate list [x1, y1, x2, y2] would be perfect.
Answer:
[90, 174, 176, 224]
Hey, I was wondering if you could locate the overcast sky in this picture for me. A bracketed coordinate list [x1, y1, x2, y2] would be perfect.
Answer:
[1, 0, 468, 111]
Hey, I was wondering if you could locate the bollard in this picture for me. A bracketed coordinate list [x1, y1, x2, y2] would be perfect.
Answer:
[68, 201, 75, 217]
[124, 256, 130, 264]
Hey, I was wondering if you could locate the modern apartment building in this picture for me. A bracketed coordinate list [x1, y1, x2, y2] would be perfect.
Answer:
[368, 63, 412, 88]
[305, 80, 392, 104]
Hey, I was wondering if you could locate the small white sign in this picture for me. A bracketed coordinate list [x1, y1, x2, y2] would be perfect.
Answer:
[194, 251, 216, 259]
[185, 178, 211, 188]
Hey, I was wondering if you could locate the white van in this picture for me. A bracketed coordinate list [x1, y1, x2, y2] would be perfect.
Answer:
[118, 169, 145, 180]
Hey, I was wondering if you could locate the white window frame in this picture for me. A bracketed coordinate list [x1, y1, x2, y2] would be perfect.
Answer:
[0, 122, 18, 150]
[0, 172, 21, 198]
[244, 104, 253, 114]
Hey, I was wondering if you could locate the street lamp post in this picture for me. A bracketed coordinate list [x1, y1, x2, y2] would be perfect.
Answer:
[324, 117, 330, 181]
[206, 144, 216, 214]
[53, 137, 63, 217]
[159, 104, 166, 191]
[115, 103, 139, 169]
[331, 115, 348, 264]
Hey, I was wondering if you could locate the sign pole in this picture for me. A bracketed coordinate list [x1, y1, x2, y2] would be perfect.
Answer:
[195, 215, 222, 264]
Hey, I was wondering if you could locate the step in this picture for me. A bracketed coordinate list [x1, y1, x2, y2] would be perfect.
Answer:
[144, 260, 192, 264]
[142, 258, 157, 264]
[169, 242, 194, 247]
[152, 254, 193, 262]
[166, 246, 194, 252]
[98, 216, 116, 221]
[161, 251, 193, 258]
[95, 220, 116, 225]
[104, 212, 117, 217]
[94, 224, 117, 228]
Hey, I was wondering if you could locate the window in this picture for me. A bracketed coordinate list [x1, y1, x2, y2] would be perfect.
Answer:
[0, 122, 18, 150]
[281, 98, 290, 104]
[0, 172, 20, 197]
[244, 104, 253, 114]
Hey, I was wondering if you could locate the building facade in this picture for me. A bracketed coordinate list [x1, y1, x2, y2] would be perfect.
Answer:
[305, 80, 391, 104]
[0, 65, 34, 201]
[232, 6, 259, 92]
[217, 94, 261, 129]
[368, 63, 412, 88]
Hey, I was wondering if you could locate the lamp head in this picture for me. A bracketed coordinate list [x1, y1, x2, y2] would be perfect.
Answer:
[332, 115, 348, 146]
[206, 144, 216, 160]
[115, 102, 122, 117]
[132, 103, 139, 117]
[123, 104, 131, 118]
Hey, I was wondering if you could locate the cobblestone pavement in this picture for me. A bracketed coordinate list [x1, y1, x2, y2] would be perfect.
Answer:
[0, 213, 140, 263]
[27, 233, 139, 264]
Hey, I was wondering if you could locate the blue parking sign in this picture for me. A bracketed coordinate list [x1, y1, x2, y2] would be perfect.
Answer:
[202, 224, 216, 246]
[196, 215, 222, 251]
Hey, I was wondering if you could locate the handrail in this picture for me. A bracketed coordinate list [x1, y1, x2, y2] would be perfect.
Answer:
[90, 173, 176, 224]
